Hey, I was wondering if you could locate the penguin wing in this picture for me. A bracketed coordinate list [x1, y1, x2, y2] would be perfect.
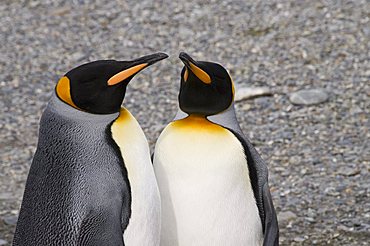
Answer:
[261, 182, 279, 246]
[227, 129, 279, 246]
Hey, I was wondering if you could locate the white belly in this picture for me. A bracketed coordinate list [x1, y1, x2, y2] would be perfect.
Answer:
[154, 118, 263, 246]
[111, 108, 160, 246]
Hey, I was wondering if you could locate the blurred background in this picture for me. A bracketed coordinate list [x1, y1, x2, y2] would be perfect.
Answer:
[0, 0, 369, 245]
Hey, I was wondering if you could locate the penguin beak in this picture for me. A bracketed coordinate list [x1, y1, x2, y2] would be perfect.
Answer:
[108, 52, 168, 86]
[179, 52, 211, 84]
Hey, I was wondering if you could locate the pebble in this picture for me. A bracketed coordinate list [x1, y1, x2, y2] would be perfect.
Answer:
[305, 217, 315, 223]
[70, 52, 86, 62]
[294, 237, 305, 242]
[289, 89, 329, 105]
[0, 193, 13, 200]
[3, 215, 18, 226]
[337, 167, 361, 177]
[234, 87, 272, 102]
[337, 225, 352, 232]
[278, 211, 297, 224]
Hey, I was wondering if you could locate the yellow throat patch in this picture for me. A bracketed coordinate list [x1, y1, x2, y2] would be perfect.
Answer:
[170, 115, 228, 134]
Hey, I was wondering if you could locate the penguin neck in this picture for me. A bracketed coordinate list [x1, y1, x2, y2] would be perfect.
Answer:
[49, 92, 119, 123]
[188, 114, 207, 119]
[207, 102, 243, 135]
[183, 114, 211, 124]
[173, 102, 243, 135]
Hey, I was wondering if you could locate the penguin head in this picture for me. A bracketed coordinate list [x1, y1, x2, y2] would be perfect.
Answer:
[178, 52, 235, 116]
[56, 52, 168, 114]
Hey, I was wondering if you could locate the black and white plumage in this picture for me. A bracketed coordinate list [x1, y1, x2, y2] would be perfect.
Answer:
[153, 52, 279, 246]
[13, 54, 168, 246]
[209, 106, 279, 246]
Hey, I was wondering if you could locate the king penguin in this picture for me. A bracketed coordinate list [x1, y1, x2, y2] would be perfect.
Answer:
[13, 53, 168, 246]
[153, 52, 279, 246]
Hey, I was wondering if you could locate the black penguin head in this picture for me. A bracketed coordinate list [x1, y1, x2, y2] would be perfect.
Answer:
[178, 52, 235, 116]
[56, 52, 168, 114]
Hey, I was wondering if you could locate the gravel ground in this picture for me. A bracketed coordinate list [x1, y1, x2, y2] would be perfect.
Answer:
[0, 0, 369, 245]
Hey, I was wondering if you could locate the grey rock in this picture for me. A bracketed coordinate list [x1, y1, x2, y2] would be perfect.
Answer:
[254, 97, 272, 109]
[70, 52, 86, 62]
[337, 225, 352, 232]
[289, 89, 329, 105]
[3, 215, 18, 226]
[332, 233, 340, 238]
[294, 237, 305, 242]
[278, 211, 297, 224]
[0, 193, 13, 200]
[324, 187, 340, 197]
[234, 87, 272, 102]
[337, 167, 361, 177]
[305, 217, 315, 223]
[0, 239, 7, 246]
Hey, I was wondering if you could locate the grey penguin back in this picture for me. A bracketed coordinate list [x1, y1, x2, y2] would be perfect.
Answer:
[13, 93, 130, 246]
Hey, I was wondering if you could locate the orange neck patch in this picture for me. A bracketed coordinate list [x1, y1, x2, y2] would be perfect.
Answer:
[55, 76, 80, 109]
[231, 77, 235, 101]
[171, 115, 226, 133]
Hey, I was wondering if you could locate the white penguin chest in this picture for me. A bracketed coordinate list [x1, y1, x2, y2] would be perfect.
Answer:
[154, 117, 263, 246]
[111, 108, 160, 246]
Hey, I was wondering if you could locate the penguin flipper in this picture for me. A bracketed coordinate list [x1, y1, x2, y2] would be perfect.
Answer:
[241, 135, 279, 246]
[121, 197, 131, 233]
[226, 128, 279, 245]
[262, 182, 279, 246]
[78, 210, 124, 246]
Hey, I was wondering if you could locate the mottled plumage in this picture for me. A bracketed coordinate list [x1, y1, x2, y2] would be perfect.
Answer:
[13, 94, 130, 246]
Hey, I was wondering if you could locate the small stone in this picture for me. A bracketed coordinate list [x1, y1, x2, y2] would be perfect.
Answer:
[254, 97, 271, 108]
[70, 52, 86, 62]
[337, 167, 361, 177]
[51, 6, 70, 16]
[289, 89, 328, 105]
[305, 217, 315, 223]
[325, 187, 340, 196]
[241, 103, 252, 111]
[0, 239, 7, 246]
[0, 193, 13, 200]
[12, 77, 20, 88]
[234, 87, 272, 102]
[338, 225, 352, 232]
[3, 215, 18, 225]
[278, 211, 297, 224]
[294, 236, 305, 242]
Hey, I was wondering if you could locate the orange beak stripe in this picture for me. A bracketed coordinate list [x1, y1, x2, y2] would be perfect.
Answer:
[188, 62, 211, 84]
[107, 63, 148, 86]
[184, 68, 189, 81]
